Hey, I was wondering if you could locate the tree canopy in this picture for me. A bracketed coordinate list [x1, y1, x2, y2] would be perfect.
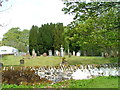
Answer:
[2, 27, 29, 52]
[62, 1, 119, 56]
[29, 23, 64, 55]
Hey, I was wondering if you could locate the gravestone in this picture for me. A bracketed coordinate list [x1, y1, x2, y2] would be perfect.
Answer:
[60, 45, 64, 57]
[104, 53, 109, 57]
[32, 49, 36, 57]
[49, 50, 52, 56]
[101, 52, 104, 57]
[76, 52, 80, 56]
[54, 50, 59, 56]
[20, 58, 24, 64]
[73, 51, 75, 56]
[43, 53, 47, 56]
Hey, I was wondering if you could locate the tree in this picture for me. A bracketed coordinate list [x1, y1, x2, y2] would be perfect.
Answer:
[62, 1, 118, 22]
[64, 7, 119, 56]
[53, 23, 64, 50]
[29, 25, 38, 55]
[29, 23, 65, 56]
[2, 27, 29, 52]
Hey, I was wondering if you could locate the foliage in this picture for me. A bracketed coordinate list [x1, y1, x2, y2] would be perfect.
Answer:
[29, 25, 38, 55]
[2, 67, 52, 85]
[62, 1, 119, 57]
[29, 23, 64, 55]
[2, 27, 29, 52]
[62, 1, 118, 22]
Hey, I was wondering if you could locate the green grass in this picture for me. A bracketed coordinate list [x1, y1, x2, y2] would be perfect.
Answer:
[65, 56, 118, 65]
[2, 76, 119, 88]
[1, 55, 118, 66]
[1, 55, 62, 67]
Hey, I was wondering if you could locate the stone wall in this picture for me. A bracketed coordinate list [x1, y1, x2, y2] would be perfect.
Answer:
[2, 63, 120, 84]
[32, 63, 120, 82]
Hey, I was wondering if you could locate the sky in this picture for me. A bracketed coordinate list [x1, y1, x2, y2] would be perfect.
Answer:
[0, 0, 74, 40]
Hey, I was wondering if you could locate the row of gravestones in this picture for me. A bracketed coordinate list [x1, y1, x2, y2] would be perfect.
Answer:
[32, 45, 65, 57]
[32, 50, 116, 57]
[32, 49, 82, 57]
[31, 44, 117, 57]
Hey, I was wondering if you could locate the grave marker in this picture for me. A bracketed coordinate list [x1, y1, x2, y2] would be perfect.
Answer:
[60, 45, 64, 57]
[73, 51, 75, 56]
[49, 50, 52, 56]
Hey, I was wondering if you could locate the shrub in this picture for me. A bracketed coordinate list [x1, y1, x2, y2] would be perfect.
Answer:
[2, 66, 52, 85]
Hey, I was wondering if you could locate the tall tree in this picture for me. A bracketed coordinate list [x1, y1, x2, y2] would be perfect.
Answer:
[29, 25, 38, 55]
[53, 23, 64, 50]
[29, 23, 64, 55]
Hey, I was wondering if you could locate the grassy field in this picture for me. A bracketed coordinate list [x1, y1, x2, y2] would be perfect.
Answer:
[66, 56, 118, 65]
[2, 76, 119, 88]
[1, 55, 118, 66]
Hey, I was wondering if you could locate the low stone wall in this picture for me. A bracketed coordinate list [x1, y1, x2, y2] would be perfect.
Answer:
[32, 63, 120, 82]
[2, 63, 120, 84]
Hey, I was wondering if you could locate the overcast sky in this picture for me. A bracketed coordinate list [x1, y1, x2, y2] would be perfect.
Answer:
[0, 0, 74, 40]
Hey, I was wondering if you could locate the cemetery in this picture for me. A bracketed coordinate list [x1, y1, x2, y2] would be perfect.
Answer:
[0, 44, 119, 88]
[1, 48, 119, 88]
[0, 0, 119, 89]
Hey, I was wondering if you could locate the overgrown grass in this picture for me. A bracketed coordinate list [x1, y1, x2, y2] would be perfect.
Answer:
[2, 76, 119, 88]
[1, 55, 118, 66]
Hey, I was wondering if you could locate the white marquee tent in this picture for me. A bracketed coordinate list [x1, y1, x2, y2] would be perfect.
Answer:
[0, 46, 18, 55]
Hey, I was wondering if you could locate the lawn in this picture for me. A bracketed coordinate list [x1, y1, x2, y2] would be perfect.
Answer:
[66, 56, 118, 65]
[1, 55, 118, 66]
[2, 76, 119, 88]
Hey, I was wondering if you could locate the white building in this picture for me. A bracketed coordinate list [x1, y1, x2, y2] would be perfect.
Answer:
[0, 46, 18, 55]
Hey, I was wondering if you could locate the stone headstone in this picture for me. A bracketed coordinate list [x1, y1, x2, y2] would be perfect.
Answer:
[54, 50, 59, 56]
[101, 52, 104, 57]
[32, 49, 36, 57]
[60, 45, 64, 57]
[20, 58, 24, 64]
[73, 51, 75, 56]
[43, 53, 47, 56]
[76, 52, 80, 56]
[49, 50, 52, 56]
[104, 53, 109, 57]
[56, 50, 59, 56]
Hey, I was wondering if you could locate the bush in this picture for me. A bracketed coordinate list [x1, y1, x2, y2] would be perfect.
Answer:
[2, 66, 52, 85]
